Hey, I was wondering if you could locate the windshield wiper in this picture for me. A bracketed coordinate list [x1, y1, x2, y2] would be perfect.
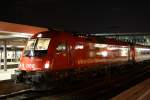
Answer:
[24, 50, 35, 57]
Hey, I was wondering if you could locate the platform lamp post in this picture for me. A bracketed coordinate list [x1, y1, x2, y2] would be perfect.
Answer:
[3, 40, 7, 71]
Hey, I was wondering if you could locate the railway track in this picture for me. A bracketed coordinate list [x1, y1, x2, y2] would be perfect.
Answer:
[1, 64, 150, 100]
[0, 89, 32, 100]
[35, 64, 150, 100]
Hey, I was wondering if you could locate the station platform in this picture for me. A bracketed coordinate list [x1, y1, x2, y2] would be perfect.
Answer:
[111, 78, 150, 100]
[0, 62, 19, 69]
[0, 62, 19, 66]
[0, 68, 17, 81]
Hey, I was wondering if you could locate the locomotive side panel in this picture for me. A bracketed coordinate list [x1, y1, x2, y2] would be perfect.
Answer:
[72, 37, 130, 70]
[52, 32, 74, 71]
[134, 46, 150, 62]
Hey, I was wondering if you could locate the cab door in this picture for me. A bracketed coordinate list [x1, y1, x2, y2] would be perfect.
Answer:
[53, 42, 69, 70]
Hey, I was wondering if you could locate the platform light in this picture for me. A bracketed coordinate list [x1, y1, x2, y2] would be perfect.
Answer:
[7, 45, 25, 48]
[37, 34, 42, 38]
[10, 34, 32, 38]
[96, 51, 108, 57]
[94, 44, 108, 48]
[16, 46, 25, 48]
[0, 31, 33, 39]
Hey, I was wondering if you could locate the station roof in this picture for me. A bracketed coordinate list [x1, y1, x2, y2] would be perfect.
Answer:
[0, 22, 48, 48]
[0, 21, 48, 39]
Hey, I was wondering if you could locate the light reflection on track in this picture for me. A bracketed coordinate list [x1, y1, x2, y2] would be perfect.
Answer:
[0, 89, 32, 98]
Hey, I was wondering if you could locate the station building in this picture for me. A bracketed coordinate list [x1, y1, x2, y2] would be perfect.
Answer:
[0, 21, 48, 80]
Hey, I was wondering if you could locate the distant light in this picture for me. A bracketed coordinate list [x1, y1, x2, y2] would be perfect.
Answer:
[101, 51, 108, 57]
[75, 45, 84, 49]
[136, 48, 150, 51]
[94, 44, 108, 48]
[96, 51, 108, 57]
[16, 46, 25, 48]
[37, 34, 42, 37]
[107, 46, 119, 50]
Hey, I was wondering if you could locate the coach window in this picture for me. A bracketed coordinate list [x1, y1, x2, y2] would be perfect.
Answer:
[56, 43, 66, 52]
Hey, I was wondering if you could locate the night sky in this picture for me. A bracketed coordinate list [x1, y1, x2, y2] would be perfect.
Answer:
[1, 0, 150, 33]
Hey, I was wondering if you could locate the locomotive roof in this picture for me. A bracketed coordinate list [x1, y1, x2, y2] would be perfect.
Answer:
[32, 30, 150, 47]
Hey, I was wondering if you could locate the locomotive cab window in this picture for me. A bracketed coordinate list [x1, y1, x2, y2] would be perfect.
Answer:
[24, 38, 51, 57]
[25, 39, 36, 50]
[56, 43, 66, 53]
[35, 38, 51, 50]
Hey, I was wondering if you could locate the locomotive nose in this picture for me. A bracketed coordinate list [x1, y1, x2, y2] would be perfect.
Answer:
[19, 57, 50, 71]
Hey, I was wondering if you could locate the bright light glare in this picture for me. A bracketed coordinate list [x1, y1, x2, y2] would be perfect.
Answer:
[107, 46, 119, 50]
[101, 51, 108, 57]
[7, 45, 25, 48]
[44, 61, 50, 69]
[37, 34, 42, 37]
[97, 51, 108, 57]
[94, 44, 107, 48]
[121, 48, 128, 56]
[75, 45, 84, 49]
[44, 63, 49, 69]
[136, 48, 150, 51]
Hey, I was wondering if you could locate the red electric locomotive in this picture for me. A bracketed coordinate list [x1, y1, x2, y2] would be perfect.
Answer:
[12, 30, 150, 89]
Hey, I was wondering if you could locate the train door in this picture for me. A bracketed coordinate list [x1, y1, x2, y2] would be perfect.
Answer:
[53, 42, 69, 70]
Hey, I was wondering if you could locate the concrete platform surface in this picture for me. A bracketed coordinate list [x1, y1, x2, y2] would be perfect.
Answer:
[0, 68, 18, 81]
[111, 78, 150, 100]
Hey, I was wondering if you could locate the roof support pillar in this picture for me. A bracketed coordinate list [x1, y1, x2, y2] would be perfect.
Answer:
[3, 40, 7, 71]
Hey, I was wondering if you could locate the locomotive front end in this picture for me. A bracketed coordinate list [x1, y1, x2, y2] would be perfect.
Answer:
[11, 32, 53, 85]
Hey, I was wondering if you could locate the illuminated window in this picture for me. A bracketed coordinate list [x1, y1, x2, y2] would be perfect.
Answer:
[56, 43, 66, 52]
[75, 44, 84, 49]
[96, 51, 108, 57]
[94, 44, 108, 48]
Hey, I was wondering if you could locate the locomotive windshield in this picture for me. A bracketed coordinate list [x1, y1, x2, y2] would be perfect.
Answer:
[24, 38, 51, 57]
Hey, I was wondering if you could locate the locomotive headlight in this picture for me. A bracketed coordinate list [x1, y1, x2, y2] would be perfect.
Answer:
[44, 61, 50, 69]
[101, 51, 108, 57]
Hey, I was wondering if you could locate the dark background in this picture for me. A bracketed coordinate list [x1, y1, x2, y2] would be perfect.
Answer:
[1, 0, 150, 33]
